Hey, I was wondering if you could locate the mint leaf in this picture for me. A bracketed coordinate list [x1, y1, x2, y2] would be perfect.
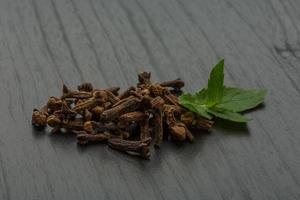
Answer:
[217, 87, 267, 112]
[178, 93, 212, 119]
[207, 108, 250, 123]
[195, 88, 208, 103]
[207, 59, 224, 105]
[179, 93, 250, 122]
[178, 59, 266, 123]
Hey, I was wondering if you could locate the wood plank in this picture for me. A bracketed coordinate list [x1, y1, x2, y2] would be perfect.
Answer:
[0, 0, 299, 199]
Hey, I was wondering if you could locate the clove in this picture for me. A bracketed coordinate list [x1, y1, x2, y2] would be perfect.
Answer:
[101, 97, 141, 121]
[32, 105, 48, 127]
[47, 115, 83, 132]
[62, 84, 93, 99]
[77, 131, 110, 145]
[159, 78, 184, 90]
[108, 137, 151, 159]
[32, 71, 214, 160]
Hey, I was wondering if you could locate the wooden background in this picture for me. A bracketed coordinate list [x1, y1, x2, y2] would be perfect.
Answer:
[0, 0, 299, 199]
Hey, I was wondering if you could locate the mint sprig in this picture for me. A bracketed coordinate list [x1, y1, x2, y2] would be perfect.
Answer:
[178, 59, 266, 123]
[207, 59, 224, 106]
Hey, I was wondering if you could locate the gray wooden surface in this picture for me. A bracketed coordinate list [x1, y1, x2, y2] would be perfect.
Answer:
[0, 0, 299, 199]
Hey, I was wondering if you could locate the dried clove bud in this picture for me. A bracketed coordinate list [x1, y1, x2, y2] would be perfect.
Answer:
[78, 82, 93, 92]
[83, 121, 117, 134]
[152, 109, 163, 147]
[105, 87, 120, 96]
[181, 112, 213, 131]
[138, 72, 151, 87]
[111, 96, 135, 108]
[101, 97, 141, 121]
[56, 101, 77, 122]
[108, 137, 151, 159]
[32, 106, 48, 127]
[119, 111, 146, 122]
[164, 105, 192, 141]
[106, 90, 120, 104]
[180, 112, 196, 126]
[150, 96, 165, 109]
[119, 86, 136, 99]
[130, 90, 144, 99]
[159, 78, 184, 90]
[47, 115, 83, 132]
[47, 97, 63, 113]
[62, 84, 93, 99]
[114, 129, 131, 139]
[185, 127, 194, 142]
[169, 123, 186, 141]
[71, 92, 104, 113]
[140, 112, 150, 140]
[77, 131, 110, 145]
[163, 93, 179, 106]
[83, 121, 94, 133]
[84, 109, 93, 121]
[91, 106, 104, 114]
[149, 84, 167, 97]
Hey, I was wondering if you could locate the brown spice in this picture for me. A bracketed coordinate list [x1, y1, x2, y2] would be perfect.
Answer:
[101, 97, 141, 121]
[108, 137, 151, 159]
[32, 71, 213, 159]
[32, 106, 48, 127]
[78, 82, 93, 92]
[77, 132, 110, 144]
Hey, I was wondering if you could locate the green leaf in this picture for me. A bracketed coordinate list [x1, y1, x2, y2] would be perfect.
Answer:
[207, 108, 250, 123]
[216, 87, 267, 112]
[178, 58, 266, 123]
[195, 88, 208, 103]
[178, 93, 212, 119]
[207, 59, 224, 105]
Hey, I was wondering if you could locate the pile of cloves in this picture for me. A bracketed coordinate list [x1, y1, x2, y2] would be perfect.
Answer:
[32, 72, 213, 159]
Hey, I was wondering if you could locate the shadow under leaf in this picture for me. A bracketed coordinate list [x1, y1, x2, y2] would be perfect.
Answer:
[213, 118, 250, 136]
[242, 103, 266, 114]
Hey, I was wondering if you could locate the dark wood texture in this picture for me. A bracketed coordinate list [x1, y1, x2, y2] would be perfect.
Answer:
[0, 0, 299, 199]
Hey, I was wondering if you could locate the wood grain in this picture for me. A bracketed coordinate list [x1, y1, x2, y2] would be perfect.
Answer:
[0, 0, 299, 199]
